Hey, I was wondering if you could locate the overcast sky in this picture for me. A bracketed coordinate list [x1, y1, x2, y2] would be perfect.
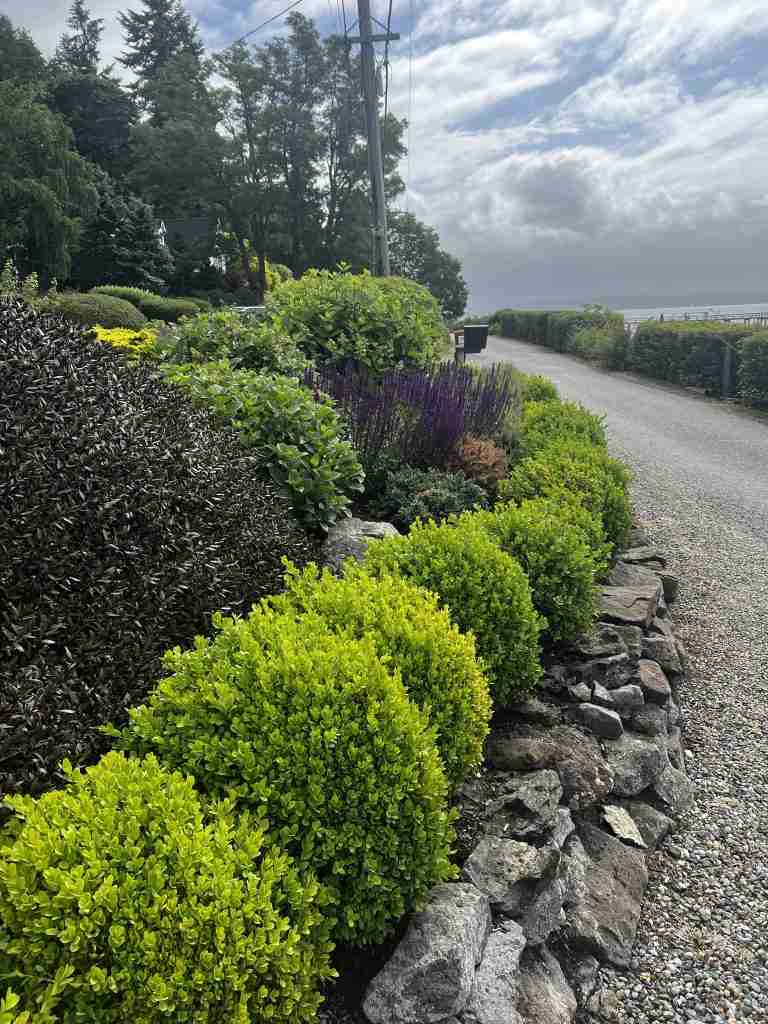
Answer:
[6, 0, 768, 311]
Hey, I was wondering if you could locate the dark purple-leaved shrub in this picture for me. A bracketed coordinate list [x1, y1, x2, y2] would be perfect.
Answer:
[0, 298, 317, 798]
[308, 362, 514, 486]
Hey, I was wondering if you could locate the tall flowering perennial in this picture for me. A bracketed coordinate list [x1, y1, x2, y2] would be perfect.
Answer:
[308, 362, 515, 476]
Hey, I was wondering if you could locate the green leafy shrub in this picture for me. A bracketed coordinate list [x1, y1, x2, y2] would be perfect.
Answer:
[470, 499, 601, 645]
[92, 284, 156, 304]
[263, 268, 448, 373]
[494, 307, 624, 354]
[135, 295, 200, 322]
[572, 325, 628, 369]
[47, 291, 146, 329]
[265, 562, 492, 786]
[0, 752, 334, 1023]
[628, 320, 757, 391]
[117, 621, 455, 945]
[162, 361, 363, 530]
[0, 298, 316, 796]
[520, 373, 559, 402]
[738, 331, 768, 406]
[515, 399, 607, 461]
[500, 438, 632, 553]
[369, 466, 488, 530]
[157, 308, 308, 375]
[362, 517, 543, 705]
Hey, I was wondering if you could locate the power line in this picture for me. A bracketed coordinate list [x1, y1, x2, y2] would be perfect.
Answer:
[222, 0, 306, 50]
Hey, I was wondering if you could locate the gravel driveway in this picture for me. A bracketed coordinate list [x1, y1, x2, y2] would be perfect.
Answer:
[477, 337, 768, 1023]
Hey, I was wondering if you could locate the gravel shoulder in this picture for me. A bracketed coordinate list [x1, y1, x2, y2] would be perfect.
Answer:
[478, 337, 768, 1024]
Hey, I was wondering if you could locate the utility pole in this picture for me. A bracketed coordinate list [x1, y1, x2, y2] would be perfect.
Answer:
[351, 0, 399, 276]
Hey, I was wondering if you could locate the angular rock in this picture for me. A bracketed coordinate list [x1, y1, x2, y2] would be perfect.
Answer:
[323, 518, 399, 573]
[567, 625, 627, 660]
[653, 765, 694, 815]
[518, 876, 568, 945]
[601, 804, 646, 848]
[363, 883, 491, 1024]
[618, 545, 667, 568]
[503, 698, 562, 727]
[611, 624, 643, 661]
[667, 726, 684, 769]
[599, 582, 661, 629]
[608, 561, 663, 589]
[560, 953, 599, 1007]
[487, 734, 555, 772]
[649, 616, 675, 638]
[462, 837, 556, 916]
[674, 636, 689, 674]
[603, 732, 668, 797]
[658, 571, 679, 604]
[569, 653, 631, 688]
[550, 808, 577, 850]
[562, 824, 648, 967]
[631, 703, 668, 737]
[567, 682, 592, 703]
[617, 800, 674, 850]
[641, 634, 683, 675]
[516, 946, 577, 1024]
[608, 684, 645, 716]
[666, 700, 681, 728]
[591, 683, 614, 708]
[636, 660, 673, 705]
[461, 922, 526, 1024]
[484, 771, 562, 838]
[568, 703, 623, 740]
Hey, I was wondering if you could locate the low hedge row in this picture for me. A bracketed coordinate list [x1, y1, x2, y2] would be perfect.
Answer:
[494, 307, 625, 354]
[46, 292, 147, 329]
[92, 286, 202, 323]
[739, 331, 768, 405]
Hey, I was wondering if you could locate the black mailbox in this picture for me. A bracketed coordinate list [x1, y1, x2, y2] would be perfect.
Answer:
[462, 324, 488, 354]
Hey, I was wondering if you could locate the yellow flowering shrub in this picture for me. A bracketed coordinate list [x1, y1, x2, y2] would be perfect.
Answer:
[91, 325, 158, 361]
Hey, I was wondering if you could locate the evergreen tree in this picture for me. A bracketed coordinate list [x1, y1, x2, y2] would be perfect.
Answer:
[53, 0, 103, 74]
[69, 170, 173, 289]
[48, 73, 137, 177]
[0, 14, 47, 84]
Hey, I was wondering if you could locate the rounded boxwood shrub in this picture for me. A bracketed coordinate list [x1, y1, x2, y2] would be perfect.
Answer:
[48, 291, 146, 329]
[0, 298, 316, 796]
[369, 466, 488, 530]
[362, 517, 543, 706]
[469, 498, 601, 646]
[520, 373, 558, 403]
[135, 295, 200, 322]
[0, 752, 334, 1023]
[500, 438, 632, 553]
[264, 561, 492, 786]
[515, 399, 607, 461]
[117, 620, 455, 945]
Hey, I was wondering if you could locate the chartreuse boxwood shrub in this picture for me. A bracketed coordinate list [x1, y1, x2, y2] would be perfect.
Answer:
[469, 498, 602, 646]
[362, 517, 543, 706]
[92, 286, 200, 323]
[500, 438, 632, 553]
[515, 399, 607, 461]
[519, 373, 558, 403]
[370, 466, 489, 530]
[162, 360, 363, 530]
[91, 324, 159, 361]
[264, 561, 492, 786]
[0, 752, 334, 1023]
[738, 330, 768, 406]
[0, 298, 315, 796]
[263, 268, 448, 373]
[47, 291, 147, 329]
[156, 308, 308, 376]
[117, 620, 455, 945]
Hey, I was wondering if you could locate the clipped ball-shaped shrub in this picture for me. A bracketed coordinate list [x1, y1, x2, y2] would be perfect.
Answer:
[362, 517, 543, 706]
[118, 620, 455, 945]
[515, 399, 607, 461]
[0, 298, 316, 796]
[370, 465, 488, 530]
[500, 438, 632, 553]
[469, 498, 601, 645]
[48, 291, 146, 329]
[0, 752, 334, 1023]
[519, 373, 559, 403]
[162, 360, 363, 531]
[263, 268, 448, 373]
[135, 295, 200, 322]
[264, 562, 492, 786]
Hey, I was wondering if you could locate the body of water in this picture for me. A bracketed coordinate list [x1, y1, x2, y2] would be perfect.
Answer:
[619, 301, 768, 322]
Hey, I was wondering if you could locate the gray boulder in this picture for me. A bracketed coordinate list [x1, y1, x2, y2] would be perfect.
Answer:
[322, 518, 398, 573]
[618, 545, 666, 568]
[603, 732, 668, 797]
[567, 682, 592, 703]
[516, 946, 577, 1024]
[599, 572, 662, 629]
[462, 837, 556, 916]
[562, 824, 648, 967]
[612, 624, 643, 660]
[591, 683, 614, 708]
[608, 684, 645, 715]
[460, 922, 526, 1024]
[653, 765, 694, 815]
[569, 653, 631, 688]
[568, 703, 623, 739]
[363, 883, 491, 1024]
[641, 634, 683, 675]
[561, 954, 600, 1007]
[487, 733, 555, 772]
[484, 770, 562, 838]
[631, 703, 668, 737]
[567, 625, 627, 660]
[601, 804, 647, 848]
[617, 800, 674, 849]
[658, 571, 679, 604]
[636, 660, 673, 705]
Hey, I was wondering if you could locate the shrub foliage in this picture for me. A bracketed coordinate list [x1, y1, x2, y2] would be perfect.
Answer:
[0, 752, 334, 1023]
[118, 620, 455, 945]
[369, 466, 488, 530]
[628, 320, 757, 392]
[515, 399, 607, 461]
[738, 330, 768, 406]
[46, 291, 146, 329]
[0, 299, 315, 796]
[264, 562, 492, 786]
[362, 517, 543, 706]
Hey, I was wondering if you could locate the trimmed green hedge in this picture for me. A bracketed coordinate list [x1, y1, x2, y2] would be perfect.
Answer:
[628, 320, 759, 393]
[738, 330, 768, 406]
[135, 295, 200, 322]
[494, 308, 624, 354]
[515, 399, 606, 461]
[47, 292, 147, 329]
